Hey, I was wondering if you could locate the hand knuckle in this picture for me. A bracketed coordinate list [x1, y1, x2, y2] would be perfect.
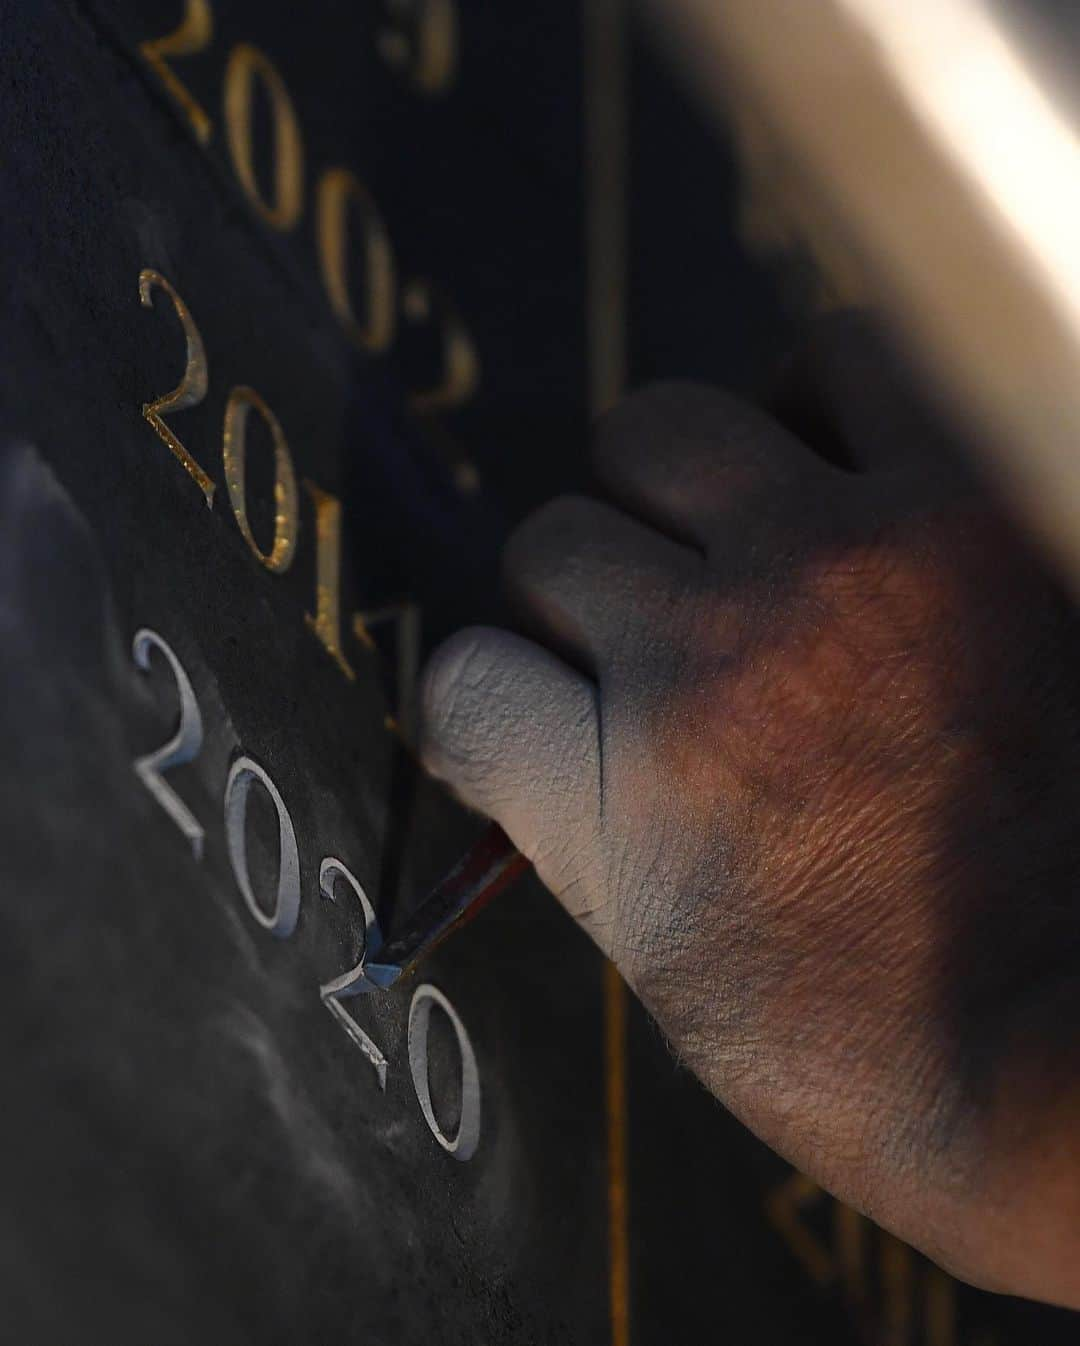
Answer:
[420, 628, 507, 769]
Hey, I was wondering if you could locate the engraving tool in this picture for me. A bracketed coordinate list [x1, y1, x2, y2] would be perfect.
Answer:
[357, 823, 530, 992]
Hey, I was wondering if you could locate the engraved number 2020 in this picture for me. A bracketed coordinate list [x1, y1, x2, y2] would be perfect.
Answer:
[130, 627, 480, 1159]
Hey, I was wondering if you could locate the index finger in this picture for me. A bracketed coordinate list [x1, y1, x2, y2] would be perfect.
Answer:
[420, 626, 615, 953]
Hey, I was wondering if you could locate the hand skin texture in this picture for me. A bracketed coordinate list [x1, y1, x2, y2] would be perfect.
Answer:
[420, 318, 1080, 1309]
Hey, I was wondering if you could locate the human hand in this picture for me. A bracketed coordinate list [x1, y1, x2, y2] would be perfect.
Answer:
[421, 320, 1080, 1307]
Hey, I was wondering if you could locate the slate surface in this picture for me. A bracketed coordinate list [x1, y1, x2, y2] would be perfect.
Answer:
[1, 1, 1076, 1342]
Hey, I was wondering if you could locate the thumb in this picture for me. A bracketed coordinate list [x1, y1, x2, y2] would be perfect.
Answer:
[420, 627, 607, 938]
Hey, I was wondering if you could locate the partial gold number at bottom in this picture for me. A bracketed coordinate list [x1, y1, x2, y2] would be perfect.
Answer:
[766, 1173, 967, 1346]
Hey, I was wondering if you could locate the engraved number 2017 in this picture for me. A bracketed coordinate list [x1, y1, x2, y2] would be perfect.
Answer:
[137, 271, 362, 687]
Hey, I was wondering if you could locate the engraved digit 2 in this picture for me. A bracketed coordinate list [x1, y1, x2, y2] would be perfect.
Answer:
[139, 0, 215, 145]
[138, 269, 216, 507]
[318, 858, 389, 1090]
[132, 628, 206, 861]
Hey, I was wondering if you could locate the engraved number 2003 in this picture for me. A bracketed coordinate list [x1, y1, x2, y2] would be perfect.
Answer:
[131, 627, 480, 1160]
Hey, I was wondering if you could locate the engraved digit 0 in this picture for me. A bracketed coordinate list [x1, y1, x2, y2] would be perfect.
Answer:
[138, 269, 215, 508]
[318, 858, 389, 1091]
[132, 628, 206, 861]
[139, 0, 214, 145]
[316, 168, 397, 353]
[224, 43, 304, 231]
[408, 983, 481, 1161]
[224, 756, 301, 937]
[222, 386, 299, 572]
[378, 0, 458, 94]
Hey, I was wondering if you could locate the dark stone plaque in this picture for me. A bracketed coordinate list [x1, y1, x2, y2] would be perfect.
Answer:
[2, 2, 1075, 1342]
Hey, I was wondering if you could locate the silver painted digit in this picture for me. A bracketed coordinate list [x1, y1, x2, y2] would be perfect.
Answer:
[224, 756, 301, 937]
[132, 628, 206, 860]
[408, 984, 481, 1161]
[318, 857, 388, 1090]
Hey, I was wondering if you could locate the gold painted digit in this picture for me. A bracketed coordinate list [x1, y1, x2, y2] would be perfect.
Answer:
[139, 0, 214, 145]
[378, 0, 458, 94]
[879, 1234, 914, 1346]
[221, 386, 299, 572]
[223, 43, 304, 231]
[138, 269, 215, 508]
[403, 280, 480, 413]
[764, 1172, 836, 1288]
[353, 602, 421, 742]
[316, 168, 398, 353]
[833, 1202, 868, 1309]
[304, 480, 356, 681]
[923, 1267, 957, 1346]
